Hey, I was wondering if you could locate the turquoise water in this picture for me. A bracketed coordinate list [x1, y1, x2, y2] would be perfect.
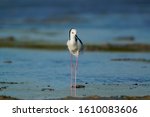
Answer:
[0, 48, 150, 99]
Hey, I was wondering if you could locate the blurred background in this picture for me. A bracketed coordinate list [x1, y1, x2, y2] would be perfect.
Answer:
[0, 0, 150, 99]
[0, 0, 150, 44]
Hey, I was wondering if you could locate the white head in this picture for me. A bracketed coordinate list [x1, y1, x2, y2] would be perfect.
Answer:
[69, 28, 77, 39]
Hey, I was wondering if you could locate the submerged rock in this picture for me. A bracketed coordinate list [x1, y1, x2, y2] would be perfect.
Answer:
[72, 85, 85, 88]
[41, 88, 54, 91]
[111, 58, 150, 63]
[3, 60, 12, 64]
[0, 81, 23, 84]
[0, 86, 8, 91]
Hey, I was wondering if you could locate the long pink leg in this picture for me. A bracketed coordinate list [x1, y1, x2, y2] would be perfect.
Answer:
[74, 56, 78, 97]
[70, 54, 78, 97]
[76, 56, 79, 71]
[73, 63, 75, 96]
[70, 54, 73, 96]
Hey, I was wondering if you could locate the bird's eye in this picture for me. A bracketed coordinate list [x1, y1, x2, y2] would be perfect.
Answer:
[72, 32, 74, 34]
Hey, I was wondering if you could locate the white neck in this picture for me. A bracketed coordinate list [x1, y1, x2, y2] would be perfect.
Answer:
[70, 35, 76, 42]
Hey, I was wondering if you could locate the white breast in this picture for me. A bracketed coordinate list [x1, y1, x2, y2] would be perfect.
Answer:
[67, 40, 80, 57]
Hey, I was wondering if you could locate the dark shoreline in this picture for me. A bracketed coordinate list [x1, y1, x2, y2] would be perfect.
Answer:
[0, 95, 150, 100]
[1, 37, 150, 52]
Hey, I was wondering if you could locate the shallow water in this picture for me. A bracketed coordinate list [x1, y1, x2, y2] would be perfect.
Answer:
[0, 48, 150, 99]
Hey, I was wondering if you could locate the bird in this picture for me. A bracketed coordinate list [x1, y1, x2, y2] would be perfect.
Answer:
[67, 28, 84, 96]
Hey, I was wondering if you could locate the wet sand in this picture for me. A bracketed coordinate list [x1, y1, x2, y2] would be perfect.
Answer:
[1, 81, 150, 100]
[61, 95, 150, 100]
[0, 95, 18, 100]
[0, 95, 150, 100]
